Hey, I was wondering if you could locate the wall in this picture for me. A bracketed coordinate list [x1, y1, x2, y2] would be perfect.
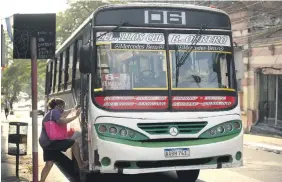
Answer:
[249, 45, 282, 122]
[230, 9, 250, 130]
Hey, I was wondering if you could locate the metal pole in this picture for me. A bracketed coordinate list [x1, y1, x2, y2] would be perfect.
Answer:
[1, 24, 5, 69]
[275, 76, 278, 126]
[31, 37, 38, 182]
[16, 124, 20, 177]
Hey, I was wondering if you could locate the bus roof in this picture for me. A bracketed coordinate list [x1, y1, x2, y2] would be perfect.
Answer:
[54, 3, 228, 58]
[97, 3, 228, 15]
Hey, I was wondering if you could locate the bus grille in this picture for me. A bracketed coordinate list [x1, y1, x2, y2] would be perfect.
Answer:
[137, 122, 208, 135]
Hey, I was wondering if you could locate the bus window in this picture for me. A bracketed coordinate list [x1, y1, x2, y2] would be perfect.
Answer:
[68, 44, 74, 89]
[76, 39, 82, 79]
[170, 51, 230, 88]
[45, 64, 49, 95]
[53, 58, 58, 93]
[95, 43, 167, 90]
[58, 53, 63, 92]
[61, 51, 66, 90]
[64, 48, 70, 90]
[51, 59, 55, 93]
[47, 61, 53, 94]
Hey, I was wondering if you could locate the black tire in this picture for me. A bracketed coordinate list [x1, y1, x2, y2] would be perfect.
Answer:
[176, 169, 200, 182]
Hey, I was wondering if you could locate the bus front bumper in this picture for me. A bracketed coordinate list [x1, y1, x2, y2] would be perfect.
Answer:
[96, 132, 243, 174]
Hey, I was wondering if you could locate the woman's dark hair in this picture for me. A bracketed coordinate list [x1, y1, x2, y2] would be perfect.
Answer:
[47, 98, 65, 109]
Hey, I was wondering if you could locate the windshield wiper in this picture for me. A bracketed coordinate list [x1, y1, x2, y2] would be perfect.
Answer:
[175, 24, 208, 88]
[95, 21, 128, 41]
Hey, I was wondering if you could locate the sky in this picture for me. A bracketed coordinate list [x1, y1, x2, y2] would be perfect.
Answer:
[0, 0, 69, 29]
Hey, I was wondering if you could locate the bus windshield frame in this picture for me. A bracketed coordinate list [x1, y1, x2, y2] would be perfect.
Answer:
[92, 28, 237, 112]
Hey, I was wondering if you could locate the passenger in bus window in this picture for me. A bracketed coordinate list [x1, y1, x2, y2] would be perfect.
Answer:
[39, 98, 88, 182]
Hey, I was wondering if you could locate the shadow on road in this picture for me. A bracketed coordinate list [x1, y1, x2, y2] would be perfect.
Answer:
[55, 152, 207, 182]
[84, 173, 206, 182]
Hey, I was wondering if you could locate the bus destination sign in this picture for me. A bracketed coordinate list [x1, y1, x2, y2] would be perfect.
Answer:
[94, 7, 231, 29]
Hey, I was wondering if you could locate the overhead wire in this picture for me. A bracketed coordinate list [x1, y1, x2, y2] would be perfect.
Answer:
[226, 1, 261, 14]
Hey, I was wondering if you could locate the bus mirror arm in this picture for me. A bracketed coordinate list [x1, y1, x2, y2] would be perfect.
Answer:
[79, 44, 91, 74]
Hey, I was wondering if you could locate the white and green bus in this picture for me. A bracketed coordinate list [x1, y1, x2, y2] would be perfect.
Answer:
[45, 3, 243, 181]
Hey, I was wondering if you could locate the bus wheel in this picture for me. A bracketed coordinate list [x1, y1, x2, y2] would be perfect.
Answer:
[176, 169, 200, 182]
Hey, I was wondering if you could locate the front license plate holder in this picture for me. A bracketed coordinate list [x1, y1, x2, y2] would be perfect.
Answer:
[164, 148, 190, 158]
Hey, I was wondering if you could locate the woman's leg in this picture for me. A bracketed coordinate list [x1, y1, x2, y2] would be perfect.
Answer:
[40, 161, 53, 182]
[72, 140, 87, 169]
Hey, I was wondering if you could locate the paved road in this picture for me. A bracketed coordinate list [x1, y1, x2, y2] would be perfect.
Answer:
[2, 110, 282, 182]
[80, 147, 282, 182]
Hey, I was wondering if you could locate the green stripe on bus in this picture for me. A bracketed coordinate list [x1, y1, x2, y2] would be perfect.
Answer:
[98, 132, 240, 148]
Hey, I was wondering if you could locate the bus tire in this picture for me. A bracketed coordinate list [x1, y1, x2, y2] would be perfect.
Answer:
[176, 169, 200, 182]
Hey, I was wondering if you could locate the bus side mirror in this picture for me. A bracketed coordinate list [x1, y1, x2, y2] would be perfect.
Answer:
[79, 45, 91, 74]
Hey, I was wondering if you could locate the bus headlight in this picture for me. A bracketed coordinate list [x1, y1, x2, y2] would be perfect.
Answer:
[210, 129, 216, 135]
[199, 120, 242, 138]
[224, 123, 232, 131]
[233, 121, 241, 129]
[98, 125, 107, 133]
[120, 128, 128, 137]
[216, 126, 224, 133]
[109, 127, 118, 135]
[128, 130, 136, 138]
[95, 123, 149, 141]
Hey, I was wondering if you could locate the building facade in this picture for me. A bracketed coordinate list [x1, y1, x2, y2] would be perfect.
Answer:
[230, 1, 282, 131]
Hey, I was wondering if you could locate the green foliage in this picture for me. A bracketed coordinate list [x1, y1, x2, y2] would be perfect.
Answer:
[56, 0, 125, 46]
[1, 59, 46, 101]
[56, 1, 106, 46]
[1, 31, 46, 103]
[2, 1, 125, 104]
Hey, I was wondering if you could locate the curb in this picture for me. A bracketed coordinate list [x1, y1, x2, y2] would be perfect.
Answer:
[244, 142, 282, 155]
[1, 176, 29, 182]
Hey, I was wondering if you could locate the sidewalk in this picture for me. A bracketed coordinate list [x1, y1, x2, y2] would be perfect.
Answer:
[1, 155, 70, 182]
[1, 112, 69, 182]
[243, 134, 282, 154]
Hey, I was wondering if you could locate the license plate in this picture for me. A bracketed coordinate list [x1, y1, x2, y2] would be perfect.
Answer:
[164, 148, 190, 158]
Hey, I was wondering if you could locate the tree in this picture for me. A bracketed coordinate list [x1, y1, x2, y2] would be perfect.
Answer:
[1, 31, 46, 107]
[1, 1, 124, 107]
[56, 0, 125, 46]
[56, 1, 106, 46]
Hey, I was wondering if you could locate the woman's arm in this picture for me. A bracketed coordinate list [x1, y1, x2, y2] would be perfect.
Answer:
[61, 105, 80, 118]
[58, 108, 81, 124]
[61, 109, 73, 118]
[58, 115, 78, 124]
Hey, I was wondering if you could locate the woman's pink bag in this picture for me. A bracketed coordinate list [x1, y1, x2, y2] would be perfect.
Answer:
[44, 110, 68, 140]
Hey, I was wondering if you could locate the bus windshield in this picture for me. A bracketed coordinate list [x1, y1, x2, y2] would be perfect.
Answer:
[93, 32, 236, 111]
[169, 33, 233, 89]
[170, 51, 231, 89]
[94, 32, 168, 91]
